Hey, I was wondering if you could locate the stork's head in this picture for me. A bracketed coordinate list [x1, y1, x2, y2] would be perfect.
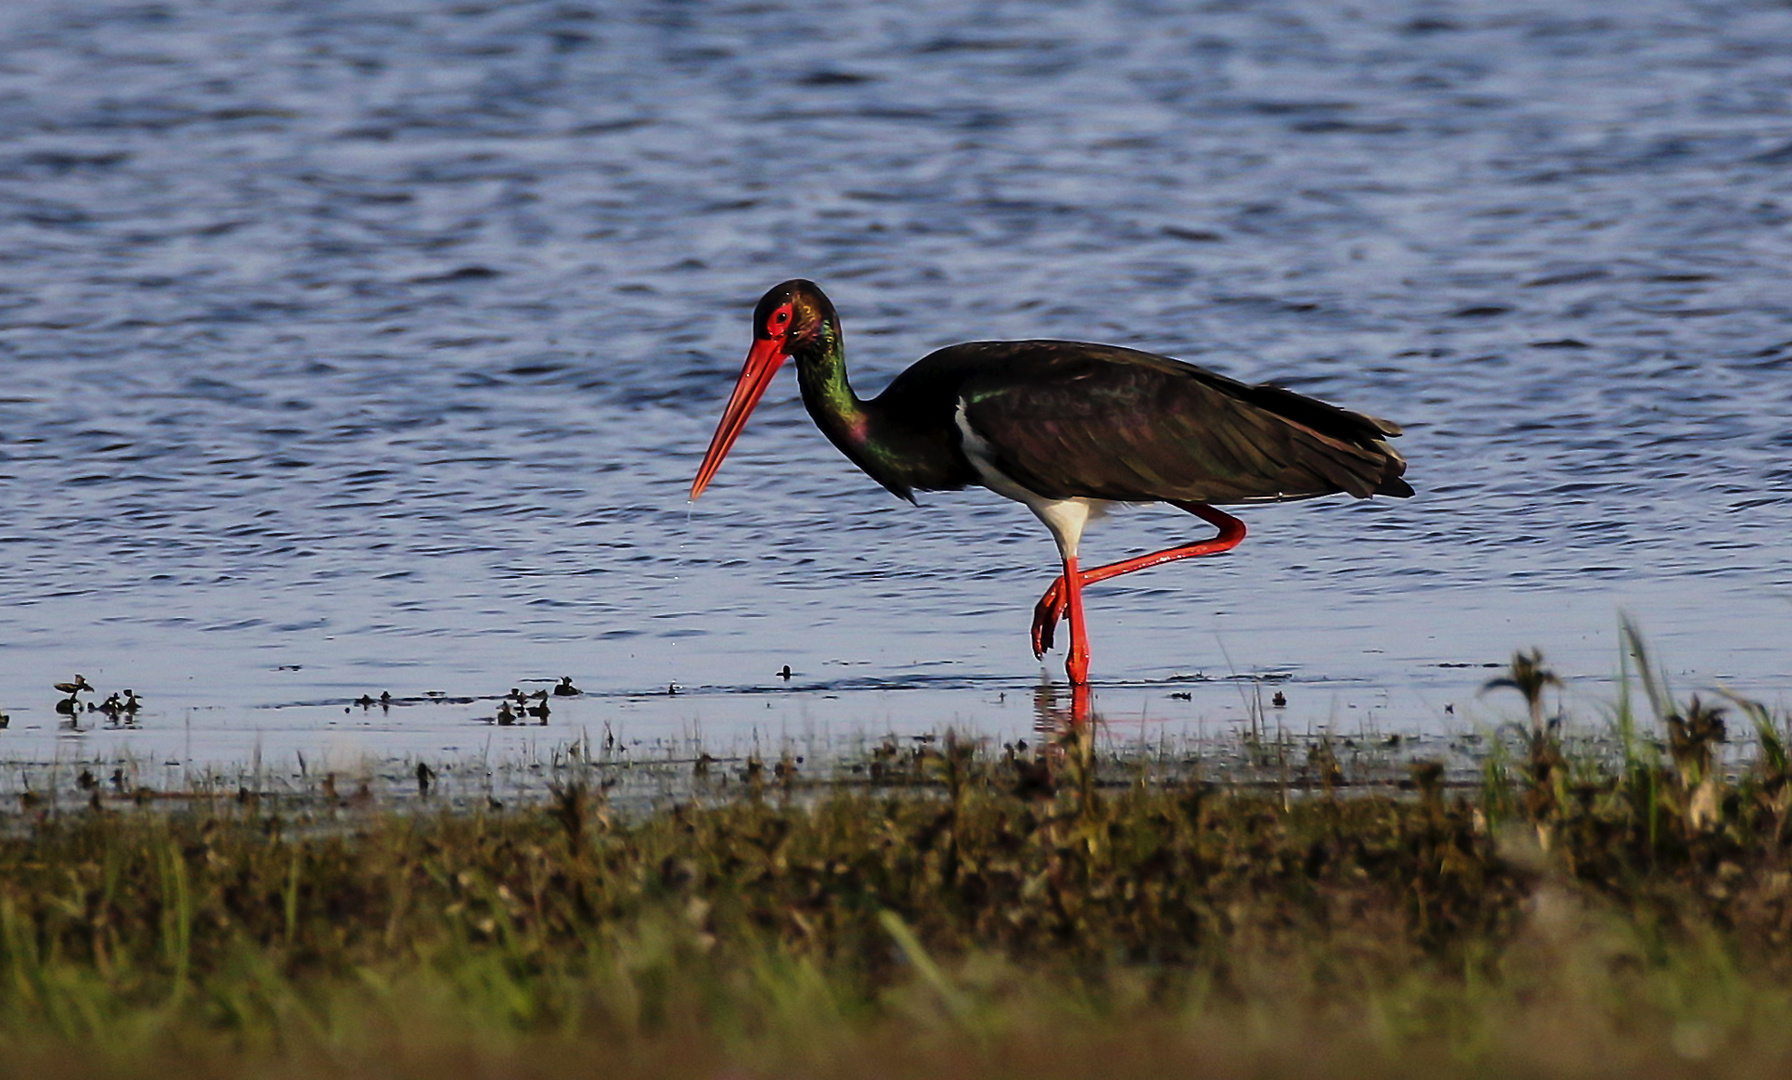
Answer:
[690, 279, 835, 500]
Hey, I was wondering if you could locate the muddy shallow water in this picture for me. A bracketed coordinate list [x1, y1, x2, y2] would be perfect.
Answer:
[1, 0, 1790, 766]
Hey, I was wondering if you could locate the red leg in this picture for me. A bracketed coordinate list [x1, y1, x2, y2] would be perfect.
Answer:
[1032, 502, 1247, 659]
[1062, 553, 1090, 685]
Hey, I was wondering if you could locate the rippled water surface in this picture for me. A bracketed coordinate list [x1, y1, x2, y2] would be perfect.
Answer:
[2, 0, 1790, 763]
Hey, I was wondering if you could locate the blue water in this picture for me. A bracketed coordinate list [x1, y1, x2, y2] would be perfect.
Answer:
[1, 0, 1790, 765]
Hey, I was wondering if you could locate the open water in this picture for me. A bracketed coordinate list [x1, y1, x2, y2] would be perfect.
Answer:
[1, 0, 1790, 768]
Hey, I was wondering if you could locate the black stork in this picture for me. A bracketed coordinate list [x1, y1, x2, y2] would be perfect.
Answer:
[690, 280, 1411, 692]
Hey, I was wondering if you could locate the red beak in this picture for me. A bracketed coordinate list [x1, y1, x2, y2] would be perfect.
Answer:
[690, 336, 789, 500]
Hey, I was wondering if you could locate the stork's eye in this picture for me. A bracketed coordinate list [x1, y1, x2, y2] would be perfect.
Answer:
[776, 311, 790, 324]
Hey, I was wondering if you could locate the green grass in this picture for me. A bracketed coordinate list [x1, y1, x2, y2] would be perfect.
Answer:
[3, 652, 1792, 1078]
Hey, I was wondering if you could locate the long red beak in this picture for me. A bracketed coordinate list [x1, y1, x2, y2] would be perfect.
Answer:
[690, 336, 788, 500]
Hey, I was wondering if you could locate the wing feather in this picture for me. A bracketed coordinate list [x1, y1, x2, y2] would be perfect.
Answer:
[933, 342, 1408, 504]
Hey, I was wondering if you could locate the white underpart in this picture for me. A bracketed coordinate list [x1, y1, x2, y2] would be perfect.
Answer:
[954, 400, 1112, 561]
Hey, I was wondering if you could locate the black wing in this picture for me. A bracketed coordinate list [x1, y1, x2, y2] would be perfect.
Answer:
[900, 341, 1410, 504]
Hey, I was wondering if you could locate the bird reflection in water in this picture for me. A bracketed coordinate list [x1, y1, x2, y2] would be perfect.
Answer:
[1032, 678, 1094, 732]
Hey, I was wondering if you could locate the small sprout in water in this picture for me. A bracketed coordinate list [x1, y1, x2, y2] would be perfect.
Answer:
[1483, 648, 1561, 736]
[1667, 695, 1727, 789]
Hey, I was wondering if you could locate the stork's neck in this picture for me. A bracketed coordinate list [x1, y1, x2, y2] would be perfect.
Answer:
[788, 310, 971, 501]
[792, 318, 873, 453]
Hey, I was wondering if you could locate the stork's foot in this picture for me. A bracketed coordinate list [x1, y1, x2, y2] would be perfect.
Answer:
[1066, 642, 1090, 686]
[1031, 576, 1068, 658]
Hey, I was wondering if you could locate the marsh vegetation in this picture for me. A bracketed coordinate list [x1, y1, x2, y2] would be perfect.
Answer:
[3, 636, 1791, 1078]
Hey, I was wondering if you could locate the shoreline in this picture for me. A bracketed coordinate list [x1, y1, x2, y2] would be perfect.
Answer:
[1, 693, 1790, 1077]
